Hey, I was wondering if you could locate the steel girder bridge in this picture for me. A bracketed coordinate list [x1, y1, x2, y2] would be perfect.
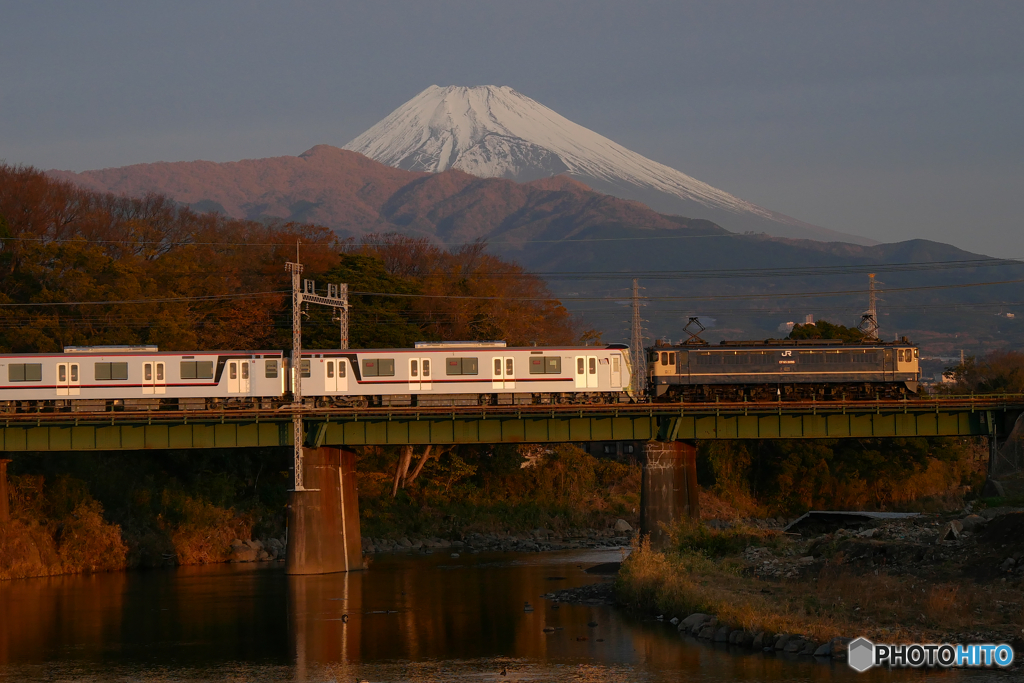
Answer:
[0, 396, 1021, 452]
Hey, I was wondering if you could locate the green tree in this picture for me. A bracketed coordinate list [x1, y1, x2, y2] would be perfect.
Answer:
[788, 320, 865, 342]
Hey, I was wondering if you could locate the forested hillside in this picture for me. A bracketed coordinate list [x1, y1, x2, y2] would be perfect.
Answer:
[0, 164, 587, 353]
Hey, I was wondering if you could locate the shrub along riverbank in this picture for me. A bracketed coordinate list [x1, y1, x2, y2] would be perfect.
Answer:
[0, 444, 640, 580]
[0, 433, 993, 581]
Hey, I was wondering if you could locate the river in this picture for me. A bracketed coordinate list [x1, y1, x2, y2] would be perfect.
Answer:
[0, 548, 1011, 682]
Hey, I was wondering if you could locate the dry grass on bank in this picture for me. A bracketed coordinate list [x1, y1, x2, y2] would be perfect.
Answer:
[617, 527, 1023, 644]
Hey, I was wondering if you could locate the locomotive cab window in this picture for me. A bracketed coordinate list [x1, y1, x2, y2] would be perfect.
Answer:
[898, 349, 905, 362]
[9, 363, 42, 382]
[529, 356, 561, 374]
[362, 358, 395, 377]
[95, 362, 128, 381]
[180, 361, 214, 380]
[913, 349, 919, 360]
[446, 357, 479, 376]
[265, 360, 278, 378]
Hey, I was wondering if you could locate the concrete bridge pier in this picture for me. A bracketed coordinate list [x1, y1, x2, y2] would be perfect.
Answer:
[639, 441, 700, 550]
[286, 447, 363, 575]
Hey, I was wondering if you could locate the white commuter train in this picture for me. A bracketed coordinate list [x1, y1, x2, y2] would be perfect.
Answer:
[0, 346, 287, 412]
[0, 342, 634, 412]
[297, 341, 633, 407]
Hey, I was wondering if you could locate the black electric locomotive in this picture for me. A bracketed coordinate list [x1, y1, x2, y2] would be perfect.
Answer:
[648, 337, 921, 401]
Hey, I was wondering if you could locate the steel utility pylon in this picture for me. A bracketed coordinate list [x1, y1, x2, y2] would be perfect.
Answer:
[286, 245, 350, 491]
[630, 278, 646, 398]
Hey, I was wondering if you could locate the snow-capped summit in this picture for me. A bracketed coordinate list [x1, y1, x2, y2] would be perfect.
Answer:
[345, 85, 871, 244]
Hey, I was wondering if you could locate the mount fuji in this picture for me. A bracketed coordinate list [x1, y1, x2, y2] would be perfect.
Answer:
[345, 85, 872, 244]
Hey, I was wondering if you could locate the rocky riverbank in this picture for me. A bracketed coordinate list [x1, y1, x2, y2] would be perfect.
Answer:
[616, 507, 1024, 668]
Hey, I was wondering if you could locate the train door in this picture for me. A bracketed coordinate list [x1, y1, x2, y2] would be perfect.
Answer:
[610, 354, 622, 389]
[574, 356, 586, 389]
[325, 360, 338, 393]
[336, 359, 349, 392]
[883, 349, 894, 381]
[56, 362, 80, 396]
[408, 357, 432, 391]
[492, 357, 514, 389]
[142, 362, 164, 394]
[227, 360, 250, 394]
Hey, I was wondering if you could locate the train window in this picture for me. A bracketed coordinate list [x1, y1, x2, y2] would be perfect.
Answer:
[59, 365, 67, 382]
[180, 361, 212, 380]
[8, 363, 42, 382]
[265, 360, 278, 378]
[577, 358, 585, 374]
[588, 357, 596, 374]
[338, 361, 347, 378]
[897, 349, 905, 362]
[494, 358, 502, 374]
[668, 352, 676, 365]
[410, 360, 418, 377]
[506, 358, 514, 376]
[70, 365, 78, 382]
[529, 356, 561, 374]
[156, 364, 164, 381]
[229, 364, 237, 380]
[300, 360, 311, 378]
[94, 362, 128, 381]
[446, 357, 478, 376]
[913, 349, 919, 360]
[241, 362, 249, 380]
[362, 358, 394, 377]
[144, 364, 152, 381]
[660, 352, 668, 365]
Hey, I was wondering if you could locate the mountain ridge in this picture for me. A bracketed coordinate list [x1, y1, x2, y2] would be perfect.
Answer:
[344, 85, 873, 244]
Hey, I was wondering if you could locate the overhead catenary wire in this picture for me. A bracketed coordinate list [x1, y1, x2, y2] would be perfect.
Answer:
[1, 275, 1023, 309]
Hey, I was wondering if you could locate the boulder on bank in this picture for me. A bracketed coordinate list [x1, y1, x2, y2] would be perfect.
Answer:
[679, 613, 713, 633]
[614, 519, 633, 532]
[230, 545, 257, 563]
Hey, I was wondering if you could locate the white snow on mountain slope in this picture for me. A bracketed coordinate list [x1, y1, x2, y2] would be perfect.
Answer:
[346, 85, 768, 215]
[343, 85, 877, 245]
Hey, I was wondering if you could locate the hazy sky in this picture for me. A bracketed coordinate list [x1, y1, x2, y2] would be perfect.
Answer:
[3, 1, 1021, 256]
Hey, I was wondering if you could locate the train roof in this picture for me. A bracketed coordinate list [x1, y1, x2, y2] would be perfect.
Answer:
[300, 344, 629, 354]
[650, 338, 914, 349]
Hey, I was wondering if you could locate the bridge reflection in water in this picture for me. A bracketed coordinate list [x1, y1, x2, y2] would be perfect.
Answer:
[0, 552, 891, 682]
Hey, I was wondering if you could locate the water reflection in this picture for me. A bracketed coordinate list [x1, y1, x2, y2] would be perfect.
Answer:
[0, 550, 1008, 682]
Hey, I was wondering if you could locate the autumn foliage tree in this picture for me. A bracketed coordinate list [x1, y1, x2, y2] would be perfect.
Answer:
[0, 164, 588, 353]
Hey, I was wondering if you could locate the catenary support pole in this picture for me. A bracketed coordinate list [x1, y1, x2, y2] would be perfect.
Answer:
[639, 441, 699, 549]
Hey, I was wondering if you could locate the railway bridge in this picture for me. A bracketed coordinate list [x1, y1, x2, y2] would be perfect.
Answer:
[2, 395, 1021, 571]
